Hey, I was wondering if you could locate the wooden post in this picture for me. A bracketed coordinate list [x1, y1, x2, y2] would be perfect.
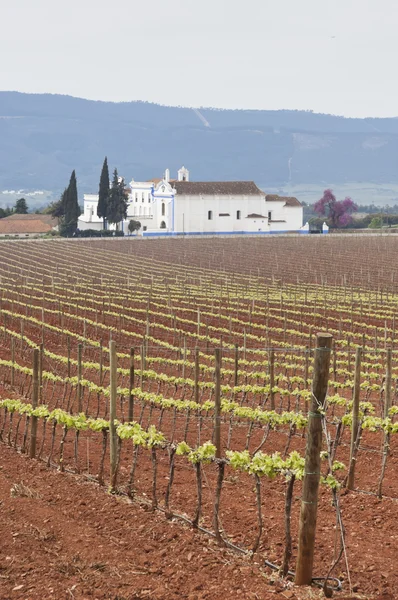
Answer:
[384, 348, 392, 418]
[295, 332, 332, 586]
[128, 347, 134, 422]
[347, 336, 351, 373]
[20, 319, 24, 353]
[347, 346, 362, 490]
[39, 343, 44, 402]
[377, 348, 392, 498]
[214, 348, 222, 459]
[29, 349, 39, 459]
[332, 340, 337, 380]
[67, 336, 71, 378]
[304, 346, 309, 413]
[269, 349, 275, 410]
[99, 339, 103, 385]
[11, 338, 15, 387]
[77, 343, 83, 413]
[194, 346, 200, 404]
[182, 336, 187, 379]
[109, 340, 118, 491]
[140, 344, 145, 390]
[234, 343, 239, 387]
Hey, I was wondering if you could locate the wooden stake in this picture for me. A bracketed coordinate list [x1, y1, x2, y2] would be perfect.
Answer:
[347, 346, 362, 490]
[269, 349, 275, 411]
[295, 332, 332, 586]
[234, 343, 239, 387]
[29, 349, 39, 459]
[67, 336, 71, 378]
[11, 338, 15, 386]
[39, 343, 44, 402]
[378, 348, 392, 499]
[76, 343, 83, 413]
[182, 336, 187, 379]
[109, 340, 118, 491]
[20, 319, 24, 353]
[140, 344, 145, 390]
[128, 347, 134, 422]
[214, 348, 222, 459]
[194, 346, 200, 405]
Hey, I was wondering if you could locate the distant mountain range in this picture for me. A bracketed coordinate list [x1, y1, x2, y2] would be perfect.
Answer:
[1, 92, 398, 204]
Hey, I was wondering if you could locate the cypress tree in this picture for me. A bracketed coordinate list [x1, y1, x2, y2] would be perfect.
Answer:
[58, 170, 81, 236]
[97, 157, 110, 229]
[107, 168, 128, 230]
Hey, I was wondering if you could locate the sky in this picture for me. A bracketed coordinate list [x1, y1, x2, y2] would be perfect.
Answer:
[1, 0, 398, 118]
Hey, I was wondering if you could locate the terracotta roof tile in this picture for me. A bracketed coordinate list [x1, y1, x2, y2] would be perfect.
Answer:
[172, 181, 263, 196]
[266, 194, 301, 207]
[4, 213, 58, 226]
[0, 220, 53, 234]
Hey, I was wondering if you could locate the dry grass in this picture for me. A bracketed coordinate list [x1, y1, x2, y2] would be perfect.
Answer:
[10, 481, 40, 499]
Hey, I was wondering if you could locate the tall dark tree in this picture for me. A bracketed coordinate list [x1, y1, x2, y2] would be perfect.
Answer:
[14, 198, 28, 214]
[107, 169, 128, 230]
[53, 170, 81, 236]
[97, 157, 110, 229]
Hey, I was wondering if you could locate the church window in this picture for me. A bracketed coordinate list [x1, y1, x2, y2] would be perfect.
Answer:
[208, 210, 213, 220]
[162, 202, 165, 216]
[237, 210, 241, 220]
[142, 193, 144, 202]
[268, 211, 272, 221]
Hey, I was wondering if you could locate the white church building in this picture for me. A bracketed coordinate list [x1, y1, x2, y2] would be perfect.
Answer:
[78, 167, 304, 236]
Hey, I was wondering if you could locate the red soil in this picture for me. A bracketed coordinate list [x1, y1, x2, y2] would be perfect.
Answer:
[0, 443, 335, 600]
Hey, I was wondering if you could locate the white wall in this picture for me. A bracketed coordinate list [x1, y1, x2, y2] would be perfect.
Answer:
[174, 194, 269, 233]
[266, 202, 303, 232]
[127, 182, 153, 221]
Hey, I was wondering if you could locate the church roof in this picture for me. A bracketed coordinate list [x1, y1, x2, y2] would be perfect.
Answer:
[266, 194, 301, 207]
[172, 181, 263, 196]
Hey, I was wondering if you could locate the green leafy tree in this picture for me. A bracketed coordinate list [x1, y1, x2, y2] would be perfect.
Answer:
[14, 198, 28, 214]
[128, 219, 141, 234]
[42, 201, 62, 215]
[97, 156, 110, 229]
[53, 170, 81, 236]
[368, 216, 383, 229]
[107, 169, 128, 230]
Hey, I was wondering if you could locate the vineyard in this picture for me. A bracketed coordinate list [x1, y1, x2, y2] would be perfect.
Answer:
[2, 235, 398, 599]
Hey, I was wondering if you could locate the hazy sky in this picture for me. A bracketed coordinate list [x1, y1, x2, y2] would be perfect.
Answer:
[2, 0, 397, 118]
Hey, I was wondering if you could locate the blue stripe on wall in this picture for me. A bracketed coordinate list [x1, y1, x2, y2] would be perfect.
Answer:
[142, 230, 318, 237]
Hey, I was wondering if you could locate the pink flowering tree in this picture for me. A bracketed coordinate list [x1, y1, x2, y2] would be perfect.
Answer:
[314, 189, 358, 228]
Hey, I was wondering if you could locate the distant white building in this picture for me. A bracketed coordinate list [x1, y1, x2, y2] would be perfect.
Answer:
[78, 167, 303, 235]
